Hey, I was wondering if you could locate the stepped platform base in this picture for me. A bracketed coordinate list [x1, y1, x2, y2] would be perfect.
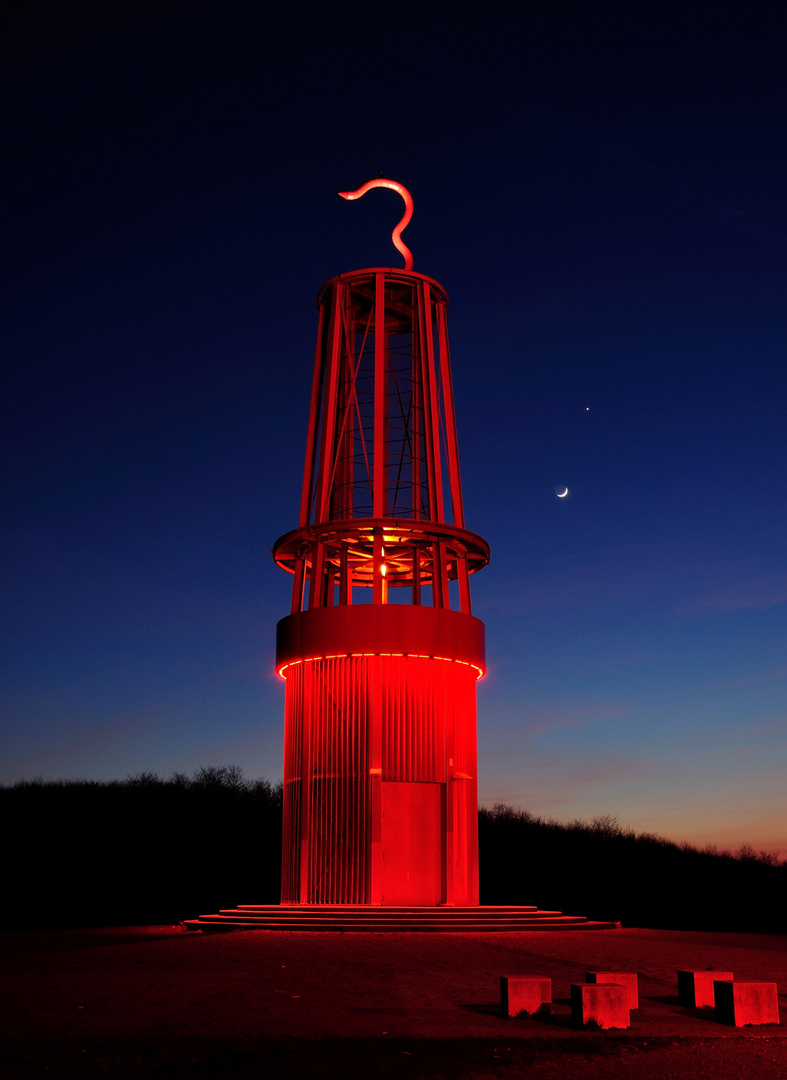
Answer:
[183, 904, 617, 933]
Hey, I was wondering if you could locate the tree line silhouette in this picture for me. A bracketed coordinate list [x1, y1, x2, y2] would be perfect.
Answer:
[478, 803, 785, 932]
[3, 768, 783, 931]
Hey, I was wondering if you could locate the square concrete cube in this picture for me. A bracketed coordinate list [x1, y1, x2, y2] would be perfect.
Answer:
[500, 975, 552, 1018]
[571, 982, 630, 1029]
[586, 970, 639, 1009]
[677, 969, 734, 1008]
[714, 981, 780, 1027]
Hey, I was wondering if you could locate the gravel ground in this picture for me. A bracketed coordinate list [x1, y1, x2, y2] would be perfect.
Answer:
[1, 925, 785, 1078]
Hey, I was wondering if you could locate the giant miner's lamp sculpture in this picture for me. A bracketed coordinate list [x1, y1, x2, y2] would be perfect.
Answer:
[273, 179, 489, 906]
[184, 183, 612, 929]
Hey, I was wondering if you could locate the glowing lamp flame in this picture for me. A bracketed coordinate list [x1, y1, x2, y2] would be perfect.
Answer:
[338, 178, 414, 271]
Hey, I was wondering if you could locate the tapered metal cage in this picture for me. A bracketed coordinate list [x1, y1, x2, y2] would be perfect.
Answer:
[274, 266, 489, 907]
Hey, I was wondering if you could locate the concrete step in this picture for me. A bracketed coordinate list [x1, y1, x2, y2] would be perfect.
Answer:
[234, 904, 541, 914]
[227, 908, 562, 919]
[183, 905, 617, 932]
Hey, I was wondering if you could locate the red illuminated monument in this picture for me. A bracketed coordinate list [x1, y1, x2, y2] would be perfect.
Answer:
[185, 182, 611, 930]
[273, 179, 489, 906]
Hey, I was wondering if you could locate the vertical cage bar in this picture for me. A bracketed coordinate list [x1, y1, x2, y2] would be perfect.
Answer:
[373, 273, 386, 518]
[422, 283, 445, 523]
[436, 301, 465, 528]
[373, 529, 384, 605]
[315, 286, 344, 523]
[291, 558, 305, 615]
[417, 283, 439, 523]
[457, 549, 472, 615]
[411, 293, 423, 520]
[299, 300, 327, 528]
[307, 542, 325, 609]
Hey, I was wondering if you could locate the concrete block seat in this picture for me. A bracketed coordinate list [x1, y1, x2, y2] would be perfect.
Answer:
[678, 969, 734, 1009]
[500, 976, 552, 1017]
[586, 970, 639, 1009]
[571, 983, 631, 1030]
[183, 905, 618, 933]
[714, 981, 780, 1027]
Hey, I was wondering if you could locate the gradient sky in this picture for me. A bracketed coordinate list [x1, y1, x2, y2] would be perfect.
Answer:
[3, 2, 786, 855]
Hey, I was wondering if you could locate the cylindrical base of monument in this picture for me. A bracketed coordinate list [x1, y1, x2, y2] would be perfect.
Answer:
[276, 605, 485, 907]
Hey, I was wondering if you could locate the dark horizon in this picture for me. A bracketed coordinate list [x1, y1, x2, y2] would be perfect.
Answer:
[4, 768, 784, 935]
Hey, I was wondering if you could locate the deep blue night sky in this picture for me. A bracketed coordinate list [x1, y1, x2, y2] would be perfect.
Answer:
[3, 2, 786, 853]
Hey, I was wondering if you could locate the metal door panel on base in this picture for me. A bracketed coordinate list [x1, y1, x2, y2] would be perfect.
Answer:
[381, 781, 444, 905]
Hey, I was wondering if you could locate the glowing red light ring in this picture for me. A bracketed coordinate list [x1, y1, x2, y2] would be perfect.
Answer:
[338, 178, 414, 271]
[277, 652, 484, 681]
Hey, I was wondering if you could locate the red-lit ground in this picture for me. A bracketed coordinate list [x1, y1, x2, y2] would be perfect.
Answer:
[1, 926, 785, 1078]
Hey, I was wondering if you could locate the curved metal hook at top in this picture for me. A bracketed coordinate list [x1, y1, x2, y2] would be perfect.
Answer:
[338, 178, 414, 271]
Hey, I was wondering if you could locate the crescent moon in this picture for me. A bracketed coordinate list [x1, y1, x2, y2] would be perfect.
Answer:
[556, 486, 569, 498]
